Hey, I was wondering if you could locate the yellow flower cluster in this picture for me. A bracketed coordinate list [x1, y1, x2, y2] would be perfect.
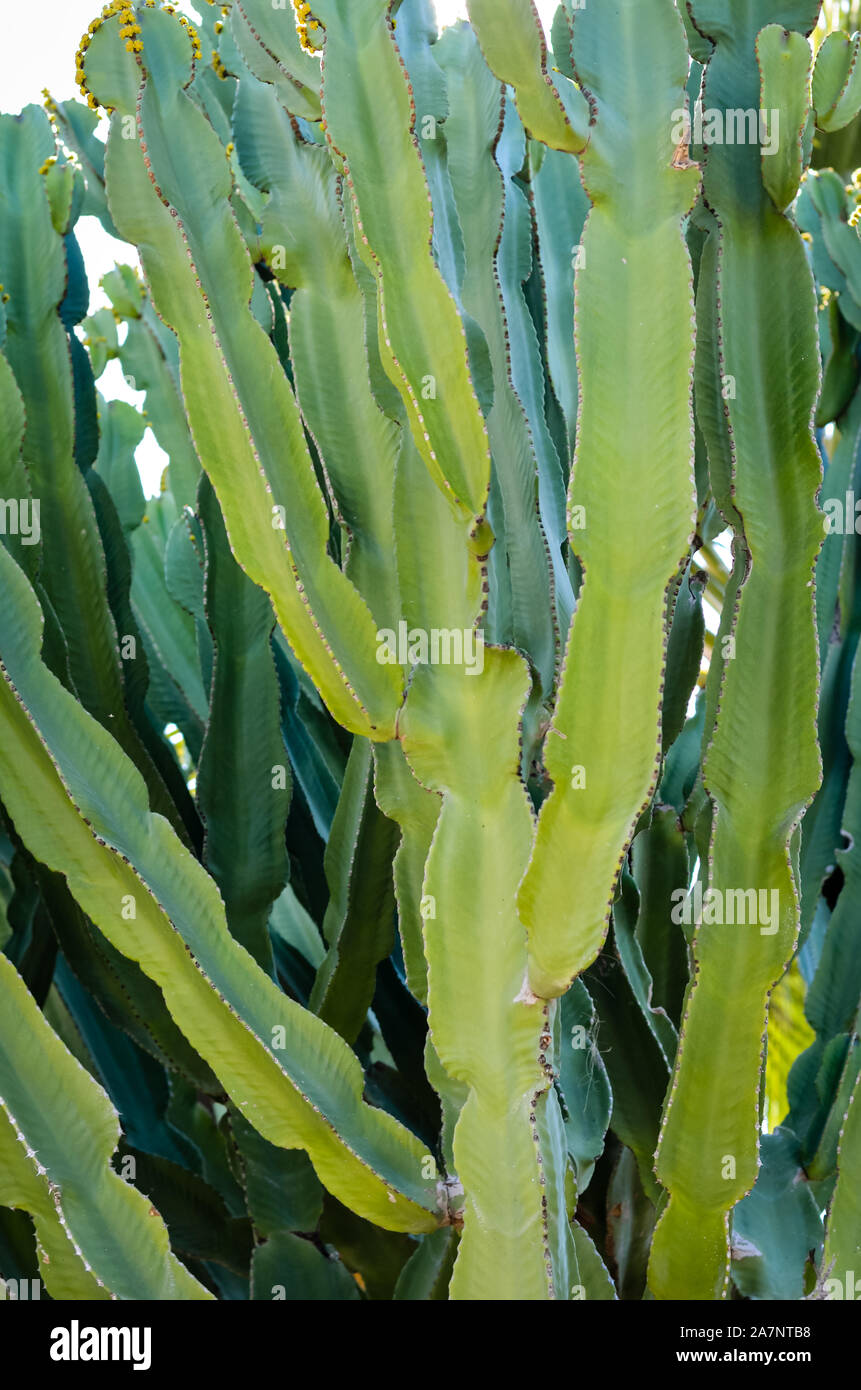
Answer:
[76, 3, 139, 109]
[75, 3, 202, 112]
[177, 11, 203, 60]
[293, 0, 320, 55]
[212, 48, 229, 79]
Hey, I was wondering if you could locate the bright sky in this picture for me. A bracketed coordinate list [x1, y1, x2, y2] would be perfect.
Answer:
[0, 0, 559, 493]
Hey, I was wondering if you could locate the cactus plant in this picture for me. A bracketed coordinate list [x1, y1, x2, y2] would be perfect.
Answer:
[0, 0, 859, 1303]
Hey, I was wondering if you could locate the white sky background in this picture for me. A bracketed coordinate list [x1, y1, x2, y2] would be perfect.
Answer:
[0, 0, 558, 493]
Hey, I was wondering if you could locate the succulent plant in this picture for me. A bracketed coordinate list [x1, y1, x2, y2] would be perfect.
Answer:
[0, 0, 858, 1302]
